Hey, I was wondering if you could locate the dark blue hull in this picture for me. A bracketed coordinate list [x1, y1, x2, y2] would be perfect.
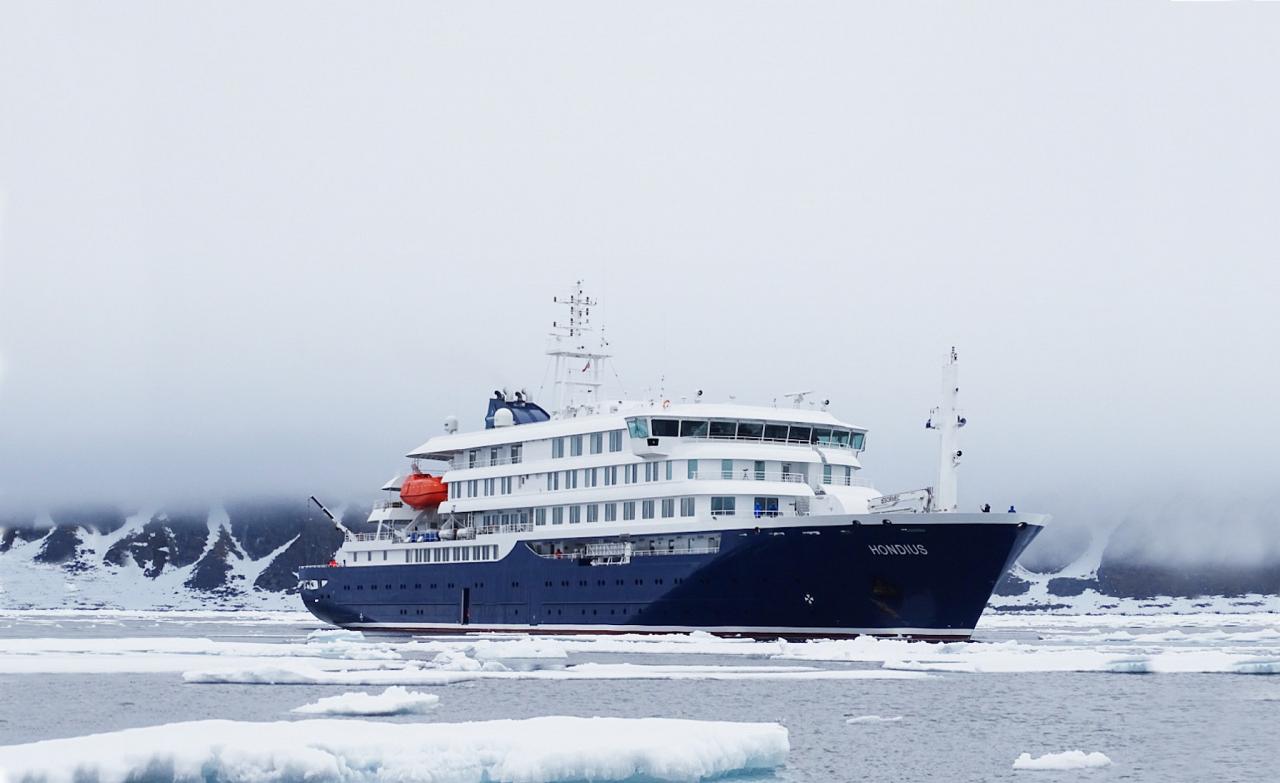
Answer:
[299, 519, 1040, 639]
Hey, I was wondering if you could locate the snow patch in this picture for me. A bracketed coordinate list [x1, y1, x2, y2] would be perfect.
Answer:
[290, 686, 440, 716]
[1013, 750, 1113, 770]
[0, 717, 789, 783]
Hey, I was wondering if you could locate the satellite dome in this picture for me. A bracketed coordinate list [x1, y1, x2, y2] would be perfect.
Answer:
[493, 407, 515, 427]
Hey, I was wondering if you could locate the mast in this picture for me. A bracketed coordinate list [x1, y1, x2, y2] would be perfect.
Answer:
[927, 347, 965, 512]
[546, 281, 611, 417]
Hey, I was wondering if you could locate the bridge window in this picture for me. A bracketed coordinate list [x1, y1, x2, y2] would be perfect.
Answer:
[709, 420, 737, 439]
[738, 421, 764, 440]
[764, 423, 789, 441]
[626, 418, 649, 439]
[679, 419, 708, 437]
[853, 432, 866, 450]
[711, 497, 736, 517]
[788, 426, 812, 444]
[651, 418, 679, 437]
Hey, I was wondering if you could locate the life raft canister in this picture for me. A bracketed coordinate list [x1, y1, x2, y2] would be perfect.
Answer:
[400, 473, 448, 509]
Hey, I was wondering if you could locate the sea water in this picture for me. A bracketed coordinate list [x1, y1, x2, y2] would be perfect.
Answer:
[0, 611, 1277, 782]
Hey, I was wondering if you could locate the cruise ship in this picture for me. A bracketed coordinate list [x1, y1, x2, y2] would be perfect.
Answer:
[299, 285, 1047, 639]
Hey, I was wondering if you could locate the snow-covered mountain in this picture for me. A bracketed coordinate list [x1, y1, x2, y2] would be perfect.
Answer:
[0, 501, 369, 610]
[2, 502, 1277, 612]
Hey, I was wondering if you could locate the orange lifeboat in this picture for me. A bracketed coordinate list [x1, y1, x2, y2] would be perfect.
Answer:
[400, 473, 447, 509]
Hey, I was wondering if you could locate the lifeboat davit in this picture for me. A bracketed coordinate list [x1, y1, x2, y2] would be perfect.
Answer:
[400, 473, 447, 510]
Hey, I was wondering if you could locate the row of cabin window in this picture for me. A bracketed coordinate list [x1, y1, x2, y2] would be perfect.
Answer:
[628, 417, 866, 449]
[449, 460, 854, 500]
[524, 496, 760, 525]
[551, 430, 626, 458]
[348, 545, 498, 565]
[468, 443, 522, 468]
[452, 461, 675, 499]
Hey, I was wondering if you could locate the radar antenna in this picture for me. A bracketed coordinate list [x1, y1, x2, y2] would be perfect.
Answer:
[547, 281, 611, 417]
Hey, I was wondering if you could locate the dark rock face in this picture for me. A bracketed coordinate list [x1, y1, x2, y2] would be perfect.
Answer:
[227, 501, 317, 561]
[253, 515, 347, 593]
[1095, 561, 1280, 599]
[1046, 577, 1097, 597]
[185, 526, 246, 594]
[993, 572, 1031, 596]
[34, 526, 83, 566]
[103, 512, 211, 577]
[0, 516, 44, 553]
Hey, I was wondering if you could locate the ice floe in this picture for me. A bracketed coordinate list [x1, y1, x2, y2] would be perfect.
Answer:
[0, 716, 789, 783]
[1013, 750, 1113, 770]
[844, 715, 902, 724]
[290, 686, 440, 716]
[184, 659, 929, 685]
[0, 633, 403, 675]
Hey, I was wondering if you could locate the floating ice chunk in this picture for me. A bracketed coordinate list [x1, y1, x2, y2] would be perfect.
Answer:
[183, 660, 929, 685]
[306, 628, 366, 643]
[1106, 657, 1152, 674]
[1233, 658, 1280, 675]
[1013, 750, 1113, 770]
[845, 715, 903, 724]
[429, 649, 483, 671]
[183, 662, 469, 686]
[0, 716, 789, 783]
[290, 686, 440, 716]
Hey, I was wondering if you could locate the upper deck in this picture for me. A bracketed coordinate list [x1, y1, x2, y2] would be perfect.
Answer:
[408, 401, 867, 461]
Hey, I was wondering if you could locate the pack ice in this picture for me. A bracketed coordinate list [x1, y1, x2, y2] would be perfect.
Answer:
[0, 716, 789, 783]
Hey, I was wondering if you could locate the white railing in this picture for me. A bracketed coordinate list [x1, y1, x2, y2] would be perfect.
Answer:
[459, 455, 523, 469]
[687, 470, 808, 483]
[477, 521, 535, 536]
[683, 435, 857, 449]
[822, 475, 875, 488]
[535, 545, 720, 559]
[632, 545, 720, 557]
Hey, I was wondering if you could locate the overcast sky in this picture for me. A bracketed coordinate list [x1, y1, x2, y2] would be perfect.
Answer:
[2, 3, 1277, 561]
